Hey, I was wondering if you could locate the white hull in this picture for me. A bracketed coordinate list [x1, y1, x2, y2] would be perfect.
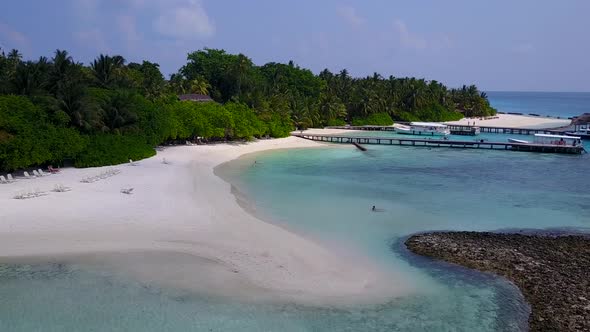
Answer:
[395, 127, 450, 136]
[566, 132, 590, 139]
[508, 138, 530, 144]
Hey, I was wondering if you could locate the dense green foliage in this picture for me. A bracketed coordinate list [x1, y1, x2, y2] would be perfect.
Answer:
[352, 113, 394, 126]
[0, 47, 495, 172]
[74, 135, 156, 168]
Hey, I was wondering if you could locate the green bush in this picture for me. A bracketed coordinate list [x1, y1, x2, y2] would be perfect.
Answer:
[0, 95, 86, 171]
[263, 113, 293, 137]
[351, 112, 394, 126]
[74, 134, 155, 167]
[396, 103, 463, 122]
[326, 118, 347, 126]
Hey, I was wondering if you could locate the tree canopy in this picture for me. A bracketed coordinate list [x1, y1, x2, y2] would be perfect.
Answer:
[0, 47, 495, 172]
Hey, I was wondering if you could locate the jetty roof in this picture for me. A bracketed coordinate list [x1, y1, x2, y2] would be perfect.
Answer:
[534, 133, 581, 139]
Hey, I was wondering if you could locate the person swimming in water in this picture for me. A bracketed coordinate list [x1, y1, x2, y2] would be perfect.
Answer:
[372, 205, 376, 211]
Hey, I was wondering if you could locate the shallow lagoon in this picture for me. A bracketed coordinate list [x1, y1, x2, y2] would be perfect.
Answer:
[2, 143, 588, 331]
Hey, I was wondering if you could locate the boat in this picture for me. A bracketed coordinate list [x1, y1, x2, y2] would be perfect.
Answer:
[565, 125, 590, 139]
[532, 134, 582, 146]
[508, 138, 530, 144]
[394, 122, 450, 136]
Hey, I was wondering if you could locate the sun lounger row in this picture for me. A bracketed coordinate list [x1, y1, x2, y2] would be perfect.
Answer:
[80, 169, 121, 183]
[21, 169, 51, 179]
[0, 174, 16, 184]
[1, 169, 53, 183]
[13, 184, 72, 199]
[32, 169, 50, 177]
[13, 189, 49, 200]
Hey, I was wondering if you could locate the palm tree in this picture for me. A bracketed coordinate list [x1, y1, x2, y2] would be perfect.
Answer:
[90, 54, 126, 88]
[319, 91, 346, 123]
[7, 49, 22, 65]
[98, 92, 138, 133]
[189, 76, 211, 95]
[48, 49, 73, 95]
[168, 73, 187, 94]
[12, 60, 50, 96]
[233, 53, 252, 98]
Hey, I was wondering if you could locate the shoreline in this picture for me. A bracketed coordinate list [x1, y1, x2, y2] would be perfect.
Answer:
[0, 129, 412, 306]
[444, 113, 572, 129]
[405, 231, 590, 332]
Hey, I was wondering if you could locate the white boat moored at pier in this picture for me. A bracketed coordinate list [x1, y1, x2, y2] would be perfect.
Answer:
[532, 134, 582, 146]
[394, 122, 450, 136]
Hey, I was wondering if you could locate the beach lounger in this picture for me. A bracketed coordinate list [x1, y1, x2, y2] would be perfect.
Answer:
[53, 184, 72, 192]
[7, 174, 15, 182]
[0, 175, 7, 184]
[32, 170, 42, 177]
[38, 169, 50, 176]
[120, 188, 134, 194]
[14, 189, 48, 199]
[129, 159, 139, 166]
[23, 171, 36, 179]
[48, 166, 60, 173]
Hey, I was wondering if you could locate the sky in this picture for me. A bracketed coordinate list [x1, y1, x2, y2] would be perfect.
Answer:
[1, 0, 589, 92]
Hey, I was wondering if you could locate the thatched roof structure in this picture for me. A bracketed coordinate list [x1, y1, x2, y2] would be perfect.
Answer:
[571, 113, 590, 125]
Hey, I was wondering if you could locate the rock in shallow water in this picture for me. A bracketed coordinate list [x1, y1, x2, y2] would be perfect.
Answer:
[405, 231, 590, 332]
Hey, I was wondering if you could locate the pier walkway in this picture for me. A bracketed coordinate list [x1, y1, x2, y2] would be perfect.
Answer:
[293, 133, 584, 154]
[326, 124, 563, 135]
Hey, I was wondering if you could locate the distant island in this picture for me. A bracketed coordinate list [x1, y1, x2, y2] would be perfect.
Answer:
[0, 48, 495, 172]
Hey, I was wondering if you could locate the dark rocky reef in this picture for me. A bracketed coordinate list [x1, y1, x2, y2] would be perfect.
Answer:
[405, 232, 590, 332]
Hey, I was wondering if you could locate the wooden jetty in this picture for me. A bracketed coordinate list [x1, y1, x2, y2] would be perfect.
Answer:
[293, 133, 584, 154]
[326, 124, 562, 135]
[448, 125, 480, 136]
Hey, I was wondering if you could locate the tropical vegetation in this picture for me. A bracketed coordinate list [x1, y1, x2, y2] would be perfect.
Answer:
[0, 47, 495, 172]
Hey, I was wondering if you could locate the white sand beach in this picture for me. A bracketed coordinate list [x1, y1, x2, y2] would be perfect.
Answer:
[0, 130, 411, 305]
[445, 113, 571, 129]
[0, 113, 566, 304]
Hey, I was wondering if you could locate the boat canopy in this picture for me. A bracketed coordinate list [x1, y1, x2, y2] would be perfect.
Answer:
[410, 122, 448, 128]
[534, 134, 581, 140]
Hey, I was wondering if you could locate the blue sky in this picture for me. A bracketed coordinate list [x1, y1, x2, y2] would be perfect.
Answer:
[1, 0, 589, 91]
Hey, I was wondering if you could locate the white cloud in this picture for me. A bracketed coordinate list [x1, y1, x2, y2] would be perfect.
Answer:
[75, 28, 110, 53]
[394, 20, 427, 50]
[0, 22, 28, 49]
[337, 5, 364, 28]
[153, 1, 215, 39]
[117, 15, 141, 43]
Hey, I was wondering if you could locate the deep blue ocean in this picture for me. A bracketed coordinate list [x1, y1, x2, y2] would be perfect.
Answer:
[1, 92, 589, 331]
[487, 91, 590, 118]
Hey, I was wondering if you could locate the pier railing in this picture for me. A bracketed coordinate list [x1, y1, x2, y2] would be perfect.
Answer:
[293, 133, 584, 154]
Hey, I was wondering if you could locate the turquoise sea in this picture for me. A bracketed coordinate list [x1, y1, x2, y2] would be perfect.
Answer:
[487, 91, 590, 118]
[2, 93, 590, 331]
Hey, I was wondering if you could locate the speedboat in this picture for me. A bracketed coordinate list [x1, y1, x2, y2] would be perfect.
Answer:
[394, 122, 450, 136]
